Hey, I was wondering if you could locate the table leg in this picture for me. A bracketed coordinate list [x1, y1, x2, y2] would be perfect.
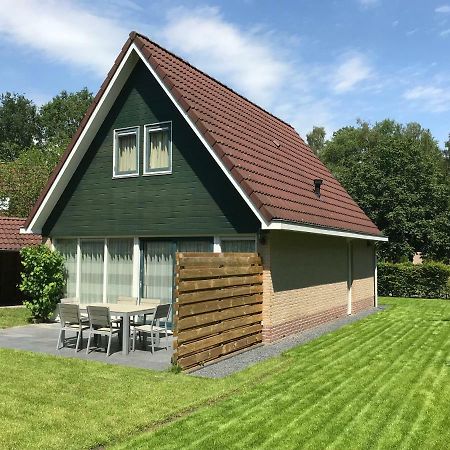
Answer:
[122, 313, 129, 355]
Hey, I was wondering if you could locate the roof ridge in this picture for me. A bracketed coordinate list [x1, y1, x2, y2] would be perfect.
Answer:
[130, 31, 297, 133]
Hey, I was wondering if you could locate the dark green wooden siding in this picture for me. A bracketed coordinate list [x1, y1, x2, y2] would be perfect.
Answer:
[43, 61, 260, 237]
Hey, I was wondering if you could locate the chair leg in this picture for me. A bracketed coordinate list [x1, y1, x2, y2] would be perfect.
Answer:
[56, 329, 63, 350]
[86, 332, 92, 355]
[106, 334, 112, 356]
[132, 330, 136, 352]
[76, 329, 82, 352]
[151, 332, 155, 354]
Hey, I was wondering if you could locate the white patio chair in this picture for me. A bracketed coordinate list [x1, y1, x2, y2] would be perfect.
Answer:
[131, 303, 172, 353]
[86, 306, 122, 356]
[56, 303, 89, 352]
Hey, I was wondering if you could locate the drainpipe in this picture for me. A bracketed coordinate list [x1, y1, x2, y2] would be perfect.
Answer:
[374, 246, 378, 308]
[347, 239, 352, 315]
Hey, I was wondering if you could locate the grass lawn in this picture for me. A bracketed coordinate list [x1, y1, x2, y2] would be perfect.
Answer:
[1, 298, 449, 449]
[0, 306, 31, 328]
[113, 298, 450, 450]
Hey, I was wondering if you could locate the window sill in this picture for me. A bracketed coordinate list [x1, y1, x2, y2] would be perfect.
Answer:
[142, 170, 173, 177]
[112, 173, 140, 179]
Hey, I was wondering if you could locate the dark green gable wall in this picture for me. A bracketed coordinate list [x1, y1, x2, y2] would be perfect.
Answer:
[43, 60, 260, 237]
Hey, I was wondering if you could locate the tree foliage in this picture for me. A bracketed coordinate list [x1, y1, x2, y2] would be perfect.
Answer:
[319, 120, 450, 262]
[19, 245, 65, 321]
[0, 88, 93, 217]
[39, 88, 93, 150]
[306, 126, 326, 156]
[0, 93, 39, 161]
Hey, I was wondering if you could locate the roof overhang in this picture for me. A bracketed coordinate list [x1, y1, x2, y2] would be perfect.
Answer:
[22, 35, 387, 244]
[263, 220, 388, 242]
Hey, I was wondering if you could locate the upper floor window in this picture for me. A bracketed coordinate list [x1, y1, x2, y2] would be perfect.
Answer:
[144, 122, 172, 175]
[113, 126, 139, 178]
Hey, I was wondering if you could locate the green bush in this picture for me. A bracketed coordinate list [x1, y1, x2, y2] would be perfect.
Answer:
[378, 261, 450, 299]
[19, 245, 65, 321]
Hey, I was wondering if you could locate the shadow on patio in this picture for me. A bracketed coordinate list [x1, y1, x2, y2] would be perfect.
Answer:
[0, 323, 172, 371]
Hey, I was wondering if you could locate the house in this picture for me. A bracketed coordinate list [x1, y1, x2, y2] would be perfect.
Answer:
[0, 217, 41, 306]
[22, 31, 387, 342]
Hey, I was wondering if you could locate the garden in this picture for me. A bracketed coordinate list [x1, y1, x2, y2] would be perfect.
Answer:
[0, 296, 449, 449]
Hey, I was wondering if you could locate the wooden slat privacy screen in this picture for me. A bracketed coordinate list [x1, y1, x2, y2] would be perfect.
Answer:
[173, 252, 263, 370]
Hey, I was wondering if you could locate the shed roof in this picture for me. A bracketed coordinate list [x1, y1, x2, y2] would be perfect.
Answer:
[0, 217, 41, 251]
[25, 31, 383, 239]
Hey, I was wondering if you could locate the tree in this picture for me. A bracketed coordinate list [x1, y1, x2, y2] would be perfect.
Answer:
[39, 88, 93, 150]
[0, 93, 39, 161]
[0, 147, 60, 217]
[321, 119, 450, 262]
[306, 126, 326, 156]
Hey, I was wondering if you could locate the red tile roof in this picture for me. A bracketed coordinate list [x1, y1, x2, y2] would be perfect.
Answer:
[26, 32, 382, 238]
[0, 217, 42, 251]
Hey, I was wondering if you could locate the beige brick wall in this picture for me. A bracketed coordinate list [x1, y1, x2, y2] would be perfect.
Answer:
[260, 231, 375, 342]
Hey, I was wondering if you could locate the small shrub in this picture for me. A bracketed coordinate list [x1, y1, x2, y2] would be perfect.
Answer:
[378, 261, 450, 299]
[19, 245, 65, 321]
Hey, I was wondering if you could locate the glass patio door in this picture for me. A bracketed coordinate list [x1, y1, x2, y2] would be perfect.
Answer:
[141, 240, 176, 304]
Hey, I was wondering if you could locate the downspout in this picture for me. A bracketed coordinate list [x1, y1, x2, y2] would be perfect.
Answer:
[374, 246, 378, 308]
[347, 239, 353, 315]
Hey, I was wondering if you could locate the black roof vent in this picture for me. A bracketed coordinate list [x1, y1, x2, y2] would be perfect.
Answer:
[313, 179, 323, 198]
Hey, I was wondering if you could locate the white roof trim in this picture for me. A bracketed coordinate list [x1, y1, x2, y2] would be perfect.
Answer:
[264, 220, 388, 241]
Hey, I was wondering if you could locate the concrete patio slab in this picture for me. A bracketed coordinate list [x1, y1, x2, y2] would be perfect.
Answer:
[0, 322, 172, 371]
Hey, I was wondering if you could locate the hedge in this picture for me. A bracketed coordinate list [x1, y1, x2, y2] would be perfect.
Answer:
[378, 261, 450, 299]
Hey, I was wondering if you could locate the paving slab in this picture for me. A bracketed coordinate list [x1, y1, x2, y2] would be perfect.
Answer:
[0, 322, 172, 371]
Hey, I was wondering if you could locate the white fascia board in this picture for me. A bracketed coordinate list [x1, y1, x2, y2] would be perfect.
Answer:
[131, 43, 269, 228]
[264, 220, 388, 242]
[23, 46, 139, 234]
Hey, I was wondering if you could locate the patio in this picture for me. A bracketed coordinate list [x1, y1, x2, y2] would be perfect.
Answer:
[0, 322, 173, 371]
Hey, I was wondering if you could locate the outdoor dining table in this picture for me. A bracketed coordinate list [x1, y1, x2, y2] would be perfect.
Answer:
[79, 303, 157, 355]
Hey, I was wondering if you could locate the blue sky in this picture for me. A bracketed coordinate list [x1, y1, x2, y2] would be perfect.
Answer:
[1, 0, 449, 145]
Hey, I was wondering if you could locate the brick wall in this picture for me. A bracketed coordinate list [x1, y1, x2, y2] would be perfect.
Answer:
[259, 231, 375, 343]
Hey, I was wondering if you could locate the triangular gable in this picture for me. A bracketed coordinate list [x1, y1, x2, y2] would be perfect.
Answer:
[24, 32, 386, 241]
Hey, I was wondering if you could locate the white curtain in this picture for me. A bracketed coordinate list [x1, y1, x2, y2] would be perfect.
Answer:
[148, 129, 169, 170]
[177, 240, 213, 252]
[118, 134, 137, 173]
[107, 239, 133, 303]
[221, 239, 256, 253]
[54, 239, 77, 298]
[142, 241, 174, 303]
[80, 240, 104, 303]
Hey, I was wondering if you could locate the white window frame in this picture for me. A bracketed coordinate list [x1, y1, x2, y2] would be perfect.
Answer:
[143, 121, 172, 176]
[113, 126, 140, 178]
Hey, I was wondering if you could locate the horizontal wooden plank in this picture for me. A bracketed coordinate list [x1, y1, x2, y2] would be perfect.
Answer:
[176, 345, 223, 369]
[179, 265, 262, 280]
[176, 324, 262, 357]
[177, 252, 257, 258]
[178, 284, 263, 305]
[222, 333, 262, 356]
[177, 294, 262, 317]
[178, 274, 262, 292]
[176, 313, 262, 344]
[177, 303, 262, 331]
[178, 255, 261, 267]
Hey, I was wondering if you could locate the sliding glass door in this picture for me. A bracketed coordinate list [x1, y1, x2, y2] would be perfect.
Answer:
[141, 241, 175, 303]
[107, 238, 134, 303]
[141, 239, 213, 303]
[80, 240, 104, 303]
